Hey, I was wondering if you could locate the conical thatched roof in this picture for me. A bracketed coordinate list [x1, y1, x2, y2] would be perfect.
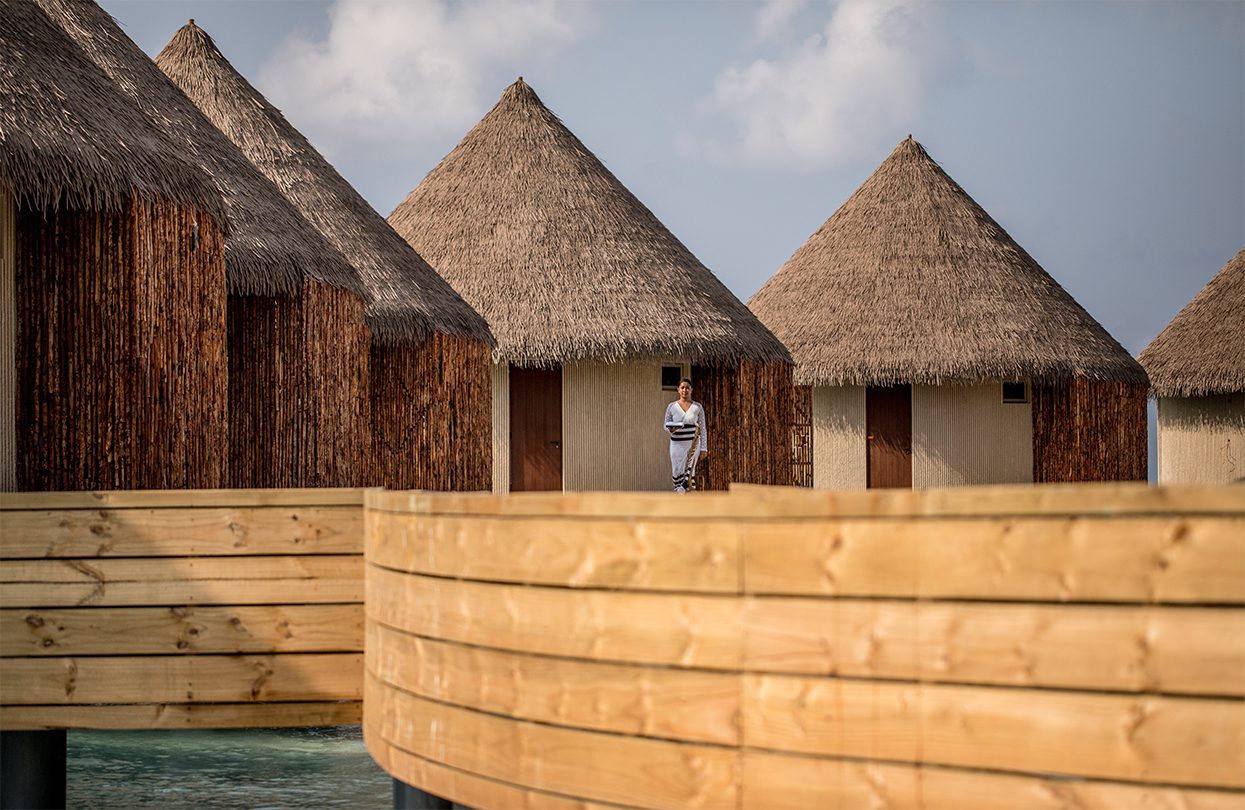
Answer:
[155, 21, 491, 345]
[388, 79, 789, 367]
[1139, 248, 1245, 398]
[0, 0, 221, 218]
[748, 136, 1147, 388]
[36, 0, 359, 298]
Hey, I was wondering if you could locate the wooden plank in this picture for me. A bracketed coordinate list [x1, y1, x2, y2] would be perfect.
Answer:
[367, 565, 741, 670]
[0, 653, 362, 704]
[366, 673, 738, 810]
[744, 599, 1245, 696]
[1, 605, 363, 656]
[743, 516, 1245, 602]
[741, 752, 1245, 810]
[2, 701, 360, 731]
[1, 506, 362, 558]
[366, 482, 1245, 519]
[744, 675, 1245, 789]
[367, 511, 740, 592]
[1, 488, 366, 510]
[731, 481, 1245, 517]
[0, 555, 363, 607]
[367, 623, 739, 745]
[367, 732, 620, 810]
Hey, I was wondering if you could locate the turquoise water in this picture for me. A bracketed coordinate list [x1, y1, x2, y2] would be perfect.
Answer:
[67, 727, 391, 809]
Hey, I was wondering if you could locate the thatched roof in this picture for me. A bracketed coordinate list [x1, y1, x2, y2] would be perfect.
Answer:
[0, 0, 221, 219]
[748, 136, 1147, 388]
[388, 79, 789, 367]
[1139, 248, 1245, 397]
[155, 21, 492, 345]
[36, 0, 359, 299]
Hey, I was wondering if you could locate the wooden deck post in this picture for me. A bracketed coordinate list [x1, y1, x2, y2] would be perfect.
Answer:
[1, 730, 66, 809]
[393, 779, 454, 809]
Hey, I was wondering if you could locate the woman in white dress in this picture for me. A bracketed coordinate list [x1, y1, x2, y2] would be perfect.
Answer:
[664, 378, 708, 492]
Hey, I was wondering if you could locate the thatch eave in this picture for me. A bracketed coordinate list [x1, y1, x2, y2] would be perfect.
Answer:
[1139, 248, 1245, 398]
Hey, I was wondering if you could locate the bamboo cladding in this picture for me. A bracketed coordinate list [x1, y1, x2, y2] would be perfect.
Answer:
[365, 483, 1245, 809]
[370, 333, 491, 491]
[692, 359, 794, 490]
[792, 384, 813, 487]
[1033, 378, 1148, 483]
[0, 488, 365, 731]
[15, 200, 227, 490]
[227, 281, 369, 488]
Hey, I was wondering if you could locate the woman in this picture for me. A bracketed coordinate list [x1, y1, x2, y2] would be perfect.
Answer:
[664, 378, 708, 492]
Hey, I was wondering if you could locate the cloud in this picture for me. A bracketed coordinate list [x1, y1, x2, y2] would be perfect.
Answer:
[258, 0, 588, 153]
[685, 0, 952, 169]
[755, 0, 811, 41]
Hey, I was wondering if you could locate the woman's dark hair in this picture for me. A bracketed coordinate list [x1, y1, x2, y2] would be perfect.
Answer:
[679, 377, 692, 386]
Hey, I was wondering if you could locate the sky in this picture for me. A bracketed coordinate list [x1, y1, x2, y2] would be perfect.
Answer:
[103, 0, 1243, 476]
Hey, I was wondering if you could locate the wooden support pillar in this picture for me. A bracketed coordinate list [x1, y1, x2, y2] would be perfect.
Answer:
[393, 779, 457, 809]
[1, 730, 66, 809]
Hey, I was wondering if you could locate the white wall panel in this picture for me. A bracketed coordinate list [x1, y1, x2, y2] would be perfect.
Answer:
[812, 386, 866, 490]
[490, 363, 509, 493]
[1158, 395, 1245, 485]
[913, 384, 1032, 488]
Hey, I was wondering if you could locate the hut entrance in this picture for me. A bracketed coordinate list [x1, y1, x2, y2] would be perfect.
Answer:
[510, 366, 563, 491]
[866, 385, 912, 488]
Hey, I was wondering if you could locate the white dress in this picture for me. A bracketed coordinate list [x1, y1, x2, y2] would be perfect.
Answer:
[664, 400, 708, 492]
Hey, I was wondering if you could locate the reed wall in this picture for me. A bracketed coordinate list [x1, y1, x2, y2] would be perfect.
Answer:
[1, 188, 14, 492]
[1157, 394, 1245, 485]
[791, 385, 813, 487]
[15, 199, 228, 491]
[692, 359, 794, 489]
[1033, 378, 1148, 482]
[364, 483, 1245, 810]
[0, 488, 365, 731]
[490, 363, 510, 493]
[370, 333, 492, 491]
[227, 281, 368, 488]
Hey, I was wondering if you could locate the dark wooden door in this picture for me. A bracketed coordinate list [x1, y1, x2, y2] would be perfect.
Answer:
[866, 385, 912, 489]
[509, 366, 562, 491]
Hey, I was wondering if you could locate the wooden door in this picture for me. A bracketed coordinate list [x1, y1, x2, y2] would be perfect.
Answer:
[509, 366, 562, 491]
[866, 384, 912, 489]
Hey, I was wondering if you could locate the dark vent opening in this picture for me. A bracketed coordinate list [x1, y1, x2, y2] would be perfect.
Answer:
[661, 366, 682, 390]
[1002, 381, 1028, 403]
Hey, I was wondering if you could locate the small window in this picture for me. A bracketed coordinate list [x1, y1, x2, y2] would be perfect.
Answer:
[661, 366, 683, 390]
[1002, 381, 1028, 403]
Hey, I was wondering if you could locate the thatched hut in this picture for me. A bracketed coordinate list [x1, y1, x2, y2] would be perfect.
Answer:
[749, 136, 1148, 489]
[389, 79, 792, 492]
[1, 0, 228, 491]
[39, 0, 372, 489]
[1139, 249, 1244, 485]
[155, 21, 496, 492]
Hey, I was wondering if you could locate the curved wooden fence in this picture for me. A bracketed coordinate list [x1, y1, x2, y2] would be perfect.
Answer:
[1, 489, 364, 730]
[364, 483, 1245, 810]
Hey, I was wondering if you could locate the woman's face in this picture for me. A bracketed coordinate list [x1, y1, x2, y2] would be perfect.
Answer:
[678, 381, 692, 400]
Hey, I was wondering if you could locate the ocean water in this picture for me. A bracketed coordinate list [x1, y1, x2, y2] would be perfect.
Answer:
[66, 727, 391, 809]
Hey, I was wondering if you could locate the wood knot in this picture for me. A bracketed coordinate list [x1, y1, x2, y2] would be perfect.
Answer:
[25, 614, 45, 628]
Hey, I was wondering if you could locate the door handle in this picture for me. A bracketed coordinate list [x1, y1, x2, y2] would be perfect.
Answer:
[550, 441, 560, 449]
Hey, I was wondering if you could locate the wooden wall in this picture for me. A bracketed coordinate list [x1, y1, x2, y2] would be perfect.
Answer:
[1158, 394, 1245, 485]
[365, 483, 1245, 810]
[15, 200, 228, 490]
[791, 385, 813, 487]
[228, 281, 368, 488]
[0, 489, 364, 730]
[490, 363, 510, 493]
[0, 187, 13, 492]
[812, 385, 866, 489]
[370, 333, 492, 491]
[692, 359, 794, 489]
[1033, 378, 1148, 483]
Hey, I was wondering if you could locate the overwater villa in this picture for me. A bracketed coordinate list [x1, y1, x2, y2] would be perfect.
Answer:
[1140, 248, 1245, 484]
[156, 21, 496, 492]
[0, 0, 228, 491]
[40, 0, 373, 490]
[388, 79, 792, 492]
[749, 136, 1149, 489]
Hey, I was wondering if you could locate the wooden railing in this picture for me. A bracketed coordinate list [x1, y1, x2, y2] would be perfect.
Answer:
[0, 489, 364, 730]
[364, 483, 1245, 810]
